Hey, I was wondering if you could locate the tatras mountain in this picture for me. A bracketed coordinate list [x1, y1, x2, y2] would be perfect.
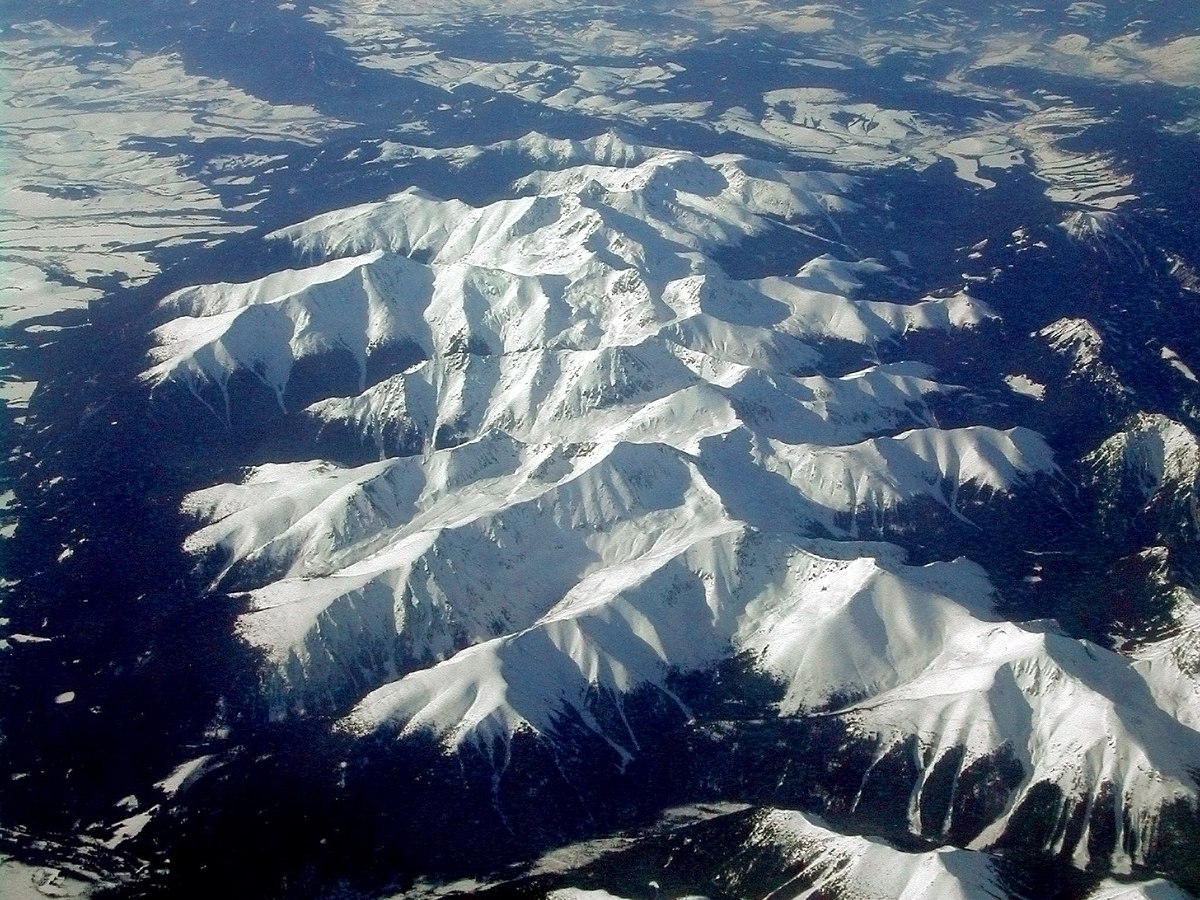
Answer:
[137, 141, 1199, 896]
[3, 3, 1200, 899]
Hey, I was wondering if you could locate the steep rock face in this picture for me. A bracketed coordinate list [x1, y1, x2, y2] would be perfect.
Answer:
[1082, 415, 1200, 650]
[1086, 413, 1200, 547]
[1083, 415, 1200, 737]
[1035, 317, 1133, 411]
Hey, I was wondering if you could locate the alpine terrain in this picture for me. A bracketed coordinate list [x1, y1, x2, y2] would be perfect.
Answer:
[2, 2, 1199, 899]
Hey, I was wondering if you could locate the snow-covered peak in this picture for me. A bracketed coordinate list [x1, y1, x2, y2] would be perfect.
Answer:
[273, 149, 854, 267]
[1087, 413, 1200, 504]
[143, 145, 988, 432]
[491, 130, 659, 170]
[762, 425, 1058, 528]
[1062, 208, 1121, 240]
[337, 524, 1200, 876]
[1038, 316, 1105, 365]
[1061, 209, 1144, 261]
[746, 808, 1005, 900]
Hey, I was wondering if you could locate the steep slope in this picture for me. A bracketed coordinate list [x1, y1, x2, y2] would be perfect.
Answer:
[1083, 414, 1200, 739]
[341, 530, 1200, 876]
[528, 806, 1013, 900]
[1086, 413, 1200, 548]
[182, 419, 1057, 720]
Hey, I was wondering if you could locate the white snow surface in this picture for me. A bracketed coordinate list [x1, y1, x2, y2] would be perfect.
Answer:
[761, 425, 1058, 528]
[0, 859, 94, 900]
[338, 527, 1200, 875]
[183, 421, 1057, 723]
[1132, 591, 1200, 733]
[1004, 373, 1047, 400]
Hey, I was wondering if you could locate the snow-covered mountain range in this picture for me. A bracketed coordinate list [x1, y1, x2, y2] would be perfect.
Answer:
[139, 137, 1200, 895]
[3, 2, 1200, 899]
